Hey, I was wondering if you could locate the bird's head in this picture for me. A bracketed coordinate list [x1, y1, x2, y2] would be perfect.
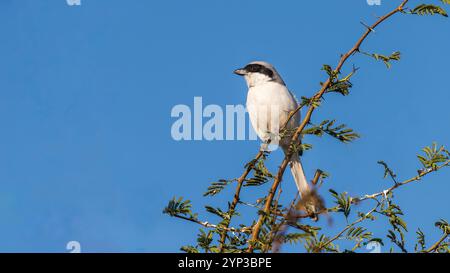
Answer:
[234, 61, 286, 88]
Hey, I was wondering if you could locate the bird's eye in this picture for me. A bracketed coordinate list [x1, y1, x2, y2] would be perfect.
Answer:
[246, 64, 260, 73]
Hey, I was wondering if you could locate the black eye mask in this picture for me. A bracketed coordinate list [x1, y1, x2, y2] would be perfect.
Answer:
[244, 64, 274, 78]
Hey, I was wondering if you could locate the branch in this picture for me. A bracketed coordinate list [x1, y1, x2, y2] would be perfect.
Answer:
[321, 202, 380, 251]
[426, 233, 449, 253]
[171, 214, 251, 234]
[217, 151, 264, 252]
[358, 159, 450, 202]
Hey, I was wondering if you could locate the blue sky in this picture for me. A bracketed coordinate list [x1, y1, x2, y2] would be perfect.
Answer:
[0, 0, 448, 252]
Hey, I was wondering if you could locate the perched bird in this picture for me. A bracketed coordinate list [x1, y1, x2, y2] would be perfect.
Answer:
[234, 61, 313, 202]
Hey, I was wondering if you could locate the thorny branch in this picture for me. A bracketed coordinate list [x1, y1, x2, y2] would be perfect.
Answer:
[358, 160, 450, 202]
[171, 214, 251, 234]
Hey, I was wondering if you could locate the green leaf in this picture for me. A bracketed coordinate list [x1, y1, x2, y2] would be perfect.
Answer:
[367, 238, 384, 246]
[435, 219, 450, 234]
[180, 245, 199, 253]
[163, 197, 193, 217]
[321, 64, 338, 80]
[244, 159, 273, 187]
[284, 233, 311, 245]
[197, 229, 214, 251]
[303, 120, 360, 143]
[300, 96, 322, 108]
[377, 160, 397, 183]
[417, 142, 449, 170]
[205, 206, 229, 219]
[329, 189, 352, 219]
[346, 226, 372, 241]
[204, 179, 235, 197]
[323, 66, 357, 96]
[410, 4, 448, 17]
[415, 228, 426, 252]
[362, 51, 401, 68]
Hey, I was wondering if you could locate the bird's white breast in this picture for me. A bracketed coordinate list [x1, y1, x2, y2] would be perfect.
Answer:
[246, 82, 300, 145]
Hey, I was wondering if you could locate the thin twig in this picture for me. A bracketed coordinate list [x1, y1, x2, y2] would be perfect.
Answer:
[426, 233, 449, 253]
[359, 160, 450, 202]
[321, 201, 381, 251]
[172, 214, 251, 234]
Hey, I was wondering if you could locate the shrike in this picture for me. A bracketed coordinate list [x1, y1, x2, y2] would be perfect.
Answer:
[234, 61, 312, 200]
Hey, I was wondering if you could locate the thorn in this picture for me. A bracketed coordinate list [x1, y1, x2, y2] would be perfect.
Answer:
[311, 170, 323, 186]
[360, 21, 375, 32]
[371, 10, 384, 20]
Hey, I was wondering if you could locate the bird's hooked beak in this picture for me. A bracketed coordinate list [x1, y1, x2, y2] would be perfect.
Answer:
[233, 68, 247, 76]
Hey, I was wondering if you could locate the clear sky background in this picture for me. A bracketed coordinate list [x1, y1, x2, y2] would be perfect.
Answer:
[0, 0, 448, 252]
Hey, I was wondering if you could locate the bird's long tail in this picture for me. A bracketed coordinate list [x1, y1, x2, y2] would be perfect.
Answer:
[287, 152, 318, 218]
[289, 155, 310, 197]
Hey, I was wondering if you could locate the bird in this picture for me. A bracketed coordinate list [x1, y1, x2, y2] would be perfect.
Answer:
[234, 61, 314, 206]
